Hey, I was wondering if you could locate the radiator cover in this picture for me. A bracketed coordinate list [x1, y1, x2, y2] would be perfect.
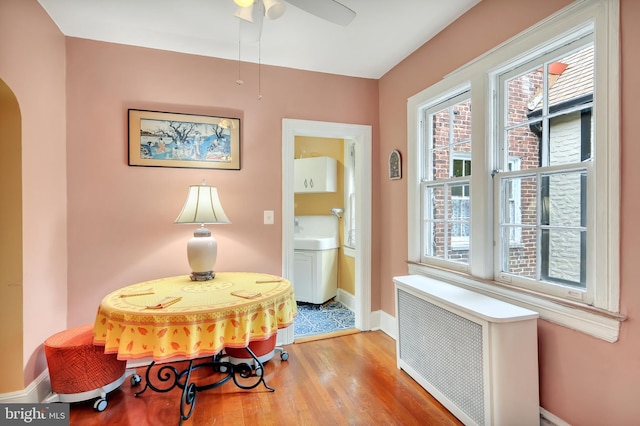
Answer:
[394, 275, 540, 426]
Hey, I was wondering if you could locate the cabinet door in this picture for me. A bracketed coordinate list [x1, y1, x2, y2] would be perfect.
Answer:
[294, 157, 337, 193]
[293, 161, 309, 193]
[293, 251, 315, 303]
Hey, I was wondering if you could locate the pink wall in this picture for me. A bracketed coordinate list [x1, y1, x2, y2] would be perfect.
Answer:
[0, 0, 68, 385]
[378, 0, 640, 424]
[64, 39, 380, 326]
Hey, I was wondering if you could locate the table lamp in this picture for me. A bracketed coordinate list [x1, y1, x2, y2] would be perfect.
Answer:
[175, 182, 231, 281]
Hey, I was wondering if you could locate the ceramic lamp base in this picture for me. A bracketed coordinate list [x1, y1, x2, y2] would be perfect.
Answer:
[186, 226, 217, 281]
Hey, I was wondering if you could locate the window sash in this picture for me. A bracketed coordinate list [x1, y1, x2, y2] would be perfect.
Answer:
[420, 91, 471, 266]
[495, 33, 594, 302]
[494, 163, 590, 301]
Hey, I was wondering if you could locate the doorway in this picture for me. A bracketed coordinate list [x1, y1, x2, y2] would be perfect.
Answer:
[280, 119, 372, 345]
[0, 79, 24, 392]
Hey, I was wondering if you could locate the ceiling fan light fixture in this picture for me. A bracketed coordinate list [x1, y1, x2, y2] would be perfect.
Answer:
[234, 0, 254, 7]
[234, 5, 254, 22]
[263, 0, 286, 20]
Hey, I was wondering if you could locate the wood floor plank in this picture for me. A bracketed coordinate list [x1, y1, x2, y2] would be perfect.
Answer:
[69, 331, 462, 426]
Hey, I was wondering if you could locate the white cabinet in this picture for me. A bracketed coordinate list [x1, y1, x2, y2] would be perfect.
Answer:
[294, 156, 337, 193]
[294, 248, 337, 304]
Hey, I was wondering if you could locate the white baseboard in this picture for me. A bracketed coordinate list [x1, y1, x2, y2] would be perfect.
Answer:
[336, 288, 355, 311]
[368, 309, 395, 336]
[540, 407, 571, 426]
[337, 290, 396, 339]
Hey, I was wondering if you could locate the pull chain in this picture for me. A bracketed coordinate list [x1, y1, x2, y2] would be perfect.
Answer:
[258, 38, 262, 100]
[236, 22, 243, 85]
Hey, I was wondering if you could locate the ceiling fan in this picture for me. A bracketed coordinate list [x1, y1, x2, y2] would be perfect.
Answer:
[233, 0, 356, 43]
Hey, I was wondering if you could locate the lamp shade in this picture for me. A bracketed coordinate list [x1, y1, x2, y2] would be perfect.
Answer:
[175, 184, 230, 281]
[175, 185, 231, 225]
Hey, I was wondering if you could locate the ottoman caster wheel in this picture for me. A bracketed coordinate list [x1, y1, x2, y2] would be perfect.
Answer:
[280, 351, 289, 361]
[130, 374, 141, 386]
[93, 398, 108, 412]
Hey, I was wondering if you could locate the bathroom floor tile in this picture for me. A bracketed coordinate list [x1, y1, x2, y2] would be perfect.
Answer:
[294, 300, 355, 339]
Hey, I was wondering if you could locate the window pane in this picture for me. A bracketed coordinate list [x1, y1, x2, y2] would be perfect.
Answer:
[501, 225, 537, 279]
[424, 185, 445, 221]
[428, 99, 472, 180]
[423, 185, 445, 258]
[453, 100, 472, 144]
[501, 175, 537, 226]
[431, 147, 450, 180]
[541, 171, 586, 227]
[548, 44, 594, 112]
[422, 183, 469, 264]
[451, 183, 470, 229]
[507, 67, 542, 127]
[543, 228, 585, 288]
[507, 124, 543, 170]
[446, 223, 470, 264]
[548, 111, 591, 166]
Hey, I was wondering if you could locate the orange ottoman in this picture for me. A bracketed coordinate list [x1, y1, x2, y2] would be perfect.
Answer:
[44, 324, 128, 410]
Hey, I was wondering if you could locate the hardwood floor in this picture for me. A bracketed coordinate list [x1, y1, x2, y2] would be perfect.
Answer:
[69, 331, 462, 426]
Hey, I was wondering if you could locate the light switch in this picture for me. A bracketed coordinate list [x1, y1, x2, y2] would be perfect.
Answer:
[264, 210, 274, 225]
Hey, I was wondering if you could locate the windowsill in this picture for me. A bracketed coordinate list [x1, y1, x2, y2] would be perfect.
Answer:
[406, 261, 626, 343]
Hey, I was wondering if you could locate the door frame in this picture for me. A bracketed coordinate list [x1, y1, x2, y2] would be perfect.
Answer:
[280, 119, 372, 344]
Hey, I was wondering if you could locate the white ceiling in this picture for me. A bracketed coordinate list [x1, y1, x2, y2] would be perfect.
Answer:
[37, 0, 480, 79]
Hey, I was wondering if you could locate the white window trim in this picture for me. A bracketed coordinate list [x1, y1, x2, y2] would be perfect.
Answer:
[407, 0, 622, 342]
[343, 140, 356, 257]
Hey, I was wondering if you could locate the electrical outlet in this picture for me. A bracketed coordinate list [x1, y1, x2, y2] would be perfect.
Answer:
[263, 210, 274, 225]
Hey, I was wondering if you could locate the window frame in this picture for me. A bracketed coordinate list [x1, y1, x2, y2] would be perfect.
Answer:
[406, 0, 622, 342]
[343, 140, 357, 256]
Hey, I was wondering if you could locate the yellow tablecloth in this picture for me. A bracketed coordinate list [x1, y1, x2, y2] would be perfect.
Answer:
[93, 272, 297, 361]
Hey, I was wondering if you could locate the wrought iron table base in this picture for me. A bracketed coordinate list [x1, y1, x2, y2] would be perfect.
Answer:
[133, 347, 274, 424]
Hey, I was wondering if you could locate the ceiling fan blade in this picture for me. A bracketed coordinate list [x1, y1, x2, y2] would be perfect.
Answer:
[285, 0, 356, 26]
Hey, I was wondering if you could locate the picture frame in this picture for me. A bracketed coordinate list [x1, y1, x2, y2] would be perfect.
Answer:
[389, 149, 401, 180]
[128, 109, 241, 170]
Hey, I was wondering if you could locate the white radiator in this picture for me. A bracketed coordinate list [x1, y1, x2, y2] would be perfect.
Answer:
[394, 275, 540, 426]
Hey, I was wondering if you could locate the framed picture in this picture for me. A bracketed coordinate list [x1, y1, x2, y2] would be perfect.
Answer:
[389, 149, 401, 180]
[128, 109, 240, 170]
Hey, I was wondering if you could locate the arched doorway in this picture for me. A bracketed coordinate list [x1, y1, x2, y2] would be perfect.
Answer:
[0, 78, 24, 392]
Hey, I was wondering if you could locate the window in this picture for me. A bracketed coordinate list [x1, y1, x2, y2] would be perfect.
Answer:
[421, 93, 472, 263]
[407, 0, 621, 342]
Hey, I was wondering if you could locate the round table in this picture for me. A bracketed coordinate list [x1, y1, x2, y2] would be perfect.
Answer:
[93, 272, 297, 362]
